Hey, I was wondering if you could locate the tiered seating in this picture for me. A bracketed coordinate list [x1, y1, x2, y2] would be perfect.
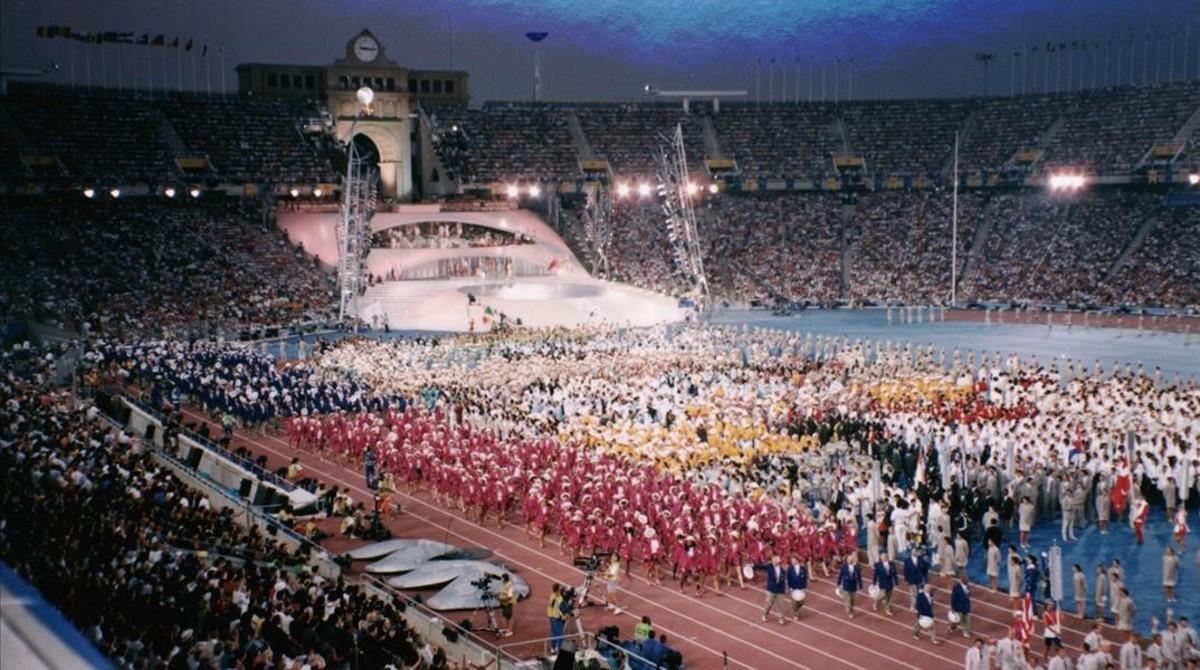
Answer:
[3, 89, 175, 182]
[0, 195, 335, 338]
[959, 94, 1073, 172]
[847, 191, 983, 304]
[161, 98, 338, 184]
[1102, 206, 1200, 307]
[840, 99, 969, 176]
[574, 105, 706, 176]
[1042, 82, 1200, 173]
[711, 104, 841, 179]
[606, 202, 691, 296]
[706, 193, 843, 303]
[443, 104, 578, 183]
[427, 106, 473, 182]
[960, 192, 1151, 304]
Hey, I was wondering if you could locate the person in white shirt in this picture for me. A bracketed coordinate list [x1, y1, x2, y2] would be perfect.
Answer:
[964, 637, 992, 670]
[1046, 646, 1071, 670]
[1118, 632, 1143, 670]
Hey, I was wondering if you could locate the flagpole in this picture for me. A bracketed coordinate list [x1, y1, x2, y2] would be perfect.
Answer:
[205, 46, 212, 97]
[951, 130, 959, 308]
[220, 45, 227, 95]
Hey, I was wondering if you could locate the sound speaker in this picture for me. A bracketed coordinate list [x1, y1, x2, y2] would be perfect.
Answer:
[443, 626, 458, 643]
[144, 424, 157, 442]
[186, 447, 202, 469]
[238, 479, 254, 499]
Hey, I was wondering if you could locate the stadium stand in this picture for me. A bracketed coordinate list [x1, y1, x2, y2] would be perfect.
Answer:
[0, 195, 335, 338]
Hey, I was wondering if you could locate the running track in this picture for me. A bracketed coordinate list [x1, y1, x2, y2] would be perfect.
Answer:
[182, 408, 1128, 669]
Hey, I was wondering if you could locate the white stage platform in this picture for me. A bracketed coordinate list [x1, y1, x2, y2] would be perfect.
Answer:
[358, 276, 688, 332]
[279, 204, 688, 332]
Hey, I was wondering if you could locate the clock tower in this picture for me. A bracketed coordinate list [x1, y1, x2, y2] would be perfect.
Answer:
[235, 30, 468, 200]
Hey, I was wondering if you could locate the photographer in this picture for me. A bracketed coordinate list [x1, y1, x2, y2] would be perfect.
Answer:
[497, 573, 516, 637]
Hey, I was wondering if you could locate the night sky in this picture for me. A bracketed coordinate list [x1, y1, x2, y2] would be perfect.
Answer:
[3, 0, 1199, 102]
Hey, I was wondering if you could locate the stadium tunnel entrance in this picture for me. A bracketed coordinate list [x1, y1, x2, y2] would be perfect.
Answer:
[335, 118, 410, 200]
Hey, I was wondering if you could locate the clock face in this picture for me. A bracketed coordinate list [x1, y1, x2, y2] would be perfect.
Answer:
[354, 36, 379, 63]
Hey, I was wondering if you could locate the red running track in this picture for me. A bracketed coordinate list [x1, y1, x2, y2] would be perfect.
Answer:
[182, 408, 1126, 670]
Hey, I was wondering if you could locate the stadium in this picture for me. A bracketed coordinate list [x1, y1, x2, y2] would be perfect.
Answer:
[1, 2, 1198, 669]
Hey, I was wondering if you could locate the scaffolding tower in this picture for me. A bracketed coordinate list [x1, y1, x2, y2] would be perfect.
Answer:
[654, 123, 709, 303]
[337, 139, 377, 324]
[582, 184, 613, 278]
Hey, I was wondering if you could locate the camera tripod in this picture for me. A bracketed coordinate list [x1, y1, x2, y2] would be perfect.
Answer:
[471, 590, 504, 638]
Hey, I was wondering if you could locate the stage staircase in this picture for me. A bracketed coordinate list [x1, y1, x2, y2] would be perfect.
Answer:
[959, 195, 999, 288]
[1105, 213, 1160, 280]
[730, 260, 792, 305]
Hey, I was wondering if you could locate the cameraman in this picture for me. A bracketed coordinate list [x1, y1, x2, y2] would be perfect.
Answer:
[497, 573, 516, 637]
[547, 584, 566, 652]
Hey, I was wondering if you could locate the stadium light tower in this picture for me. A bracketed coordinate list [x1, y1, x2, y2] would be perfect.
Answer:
[525, 32, 549, 102]
[975, 51, 996, 96]
[337, 86, 379, 327]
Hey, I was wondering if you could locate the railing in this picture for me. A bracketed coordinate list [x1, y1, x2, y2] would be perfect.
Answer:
[122, 392, 298, 494]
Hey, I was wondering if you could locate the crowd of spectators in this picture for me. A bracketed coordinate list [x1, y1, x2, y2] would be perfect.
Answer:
[0, 195, 336, 340]
[961, 192, 1163, 305]
[161, 97, 339, 185]
[0, 343, 451, 669]
[589, 189, 1196, 309]
[847, 191, 983, 304]
[370, 222, 530, 250]
[957, 94, 1074, 173]
[423, 81, 1200, 183]
[1101, 205, 1200, 307]
[710, 104, 842, 180]
[840, 99, 970, 177]
[703, 193, 844, 304]
[1042, 81, 1200, 174]
[574, 104, 707, 176]
[427, 104, 578, 184]
[1, 84, 338, 187]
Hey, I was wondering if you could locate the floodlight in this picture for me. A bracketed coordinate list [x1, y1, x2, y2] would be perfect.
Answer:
[313, 187, 323, 197]
[451, 125, 459, 132]
[109, 188, 121, 199]
[685, 182, 699, 196]
[506, 184, 520, 199]
[616, 183, 631, 198]
[707, 183, 719, 194]
[528, 184, 542, 198]
[356, 86, 375, 107]
[189, 188, 201, 198]
[164, 187, 176, 198]
[83, 188, 95, 199]
[1189, 173, 1199, 186]
[637, 182, 652, 198]
[289, 188, 300, 198]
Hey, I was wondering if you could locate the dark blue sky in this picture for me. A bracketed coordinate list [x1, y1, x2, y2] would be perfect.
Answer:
[3, 0, 1199, 102]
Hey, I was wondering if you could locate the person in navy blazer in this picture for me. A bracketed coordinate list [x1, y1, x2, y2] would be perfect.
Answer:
[755, 556, 788, 624]
[903, 548, 929, 610]
[949, 574, 973, 637]
[837, 554, 864, 619]
[786, 557, 810, 619]
[912, 583, 942, 644]
[872, 552, 897, 615]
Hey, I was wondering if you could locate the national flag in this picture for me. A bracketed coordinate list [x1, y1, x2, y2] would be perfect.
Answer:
[202, 43, 208, 56]
[185, 38, 194, 51]
[484, 306, 494, 316]
[1018, 593, 1035, 646]
[1110, 456, 1132, 515]
[151, 34, 165, 46]
[137, 33, 149, 45]
[547, 258, 560, 272]
[171, 37, 179, 47]
[36, 26, 47, 37]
